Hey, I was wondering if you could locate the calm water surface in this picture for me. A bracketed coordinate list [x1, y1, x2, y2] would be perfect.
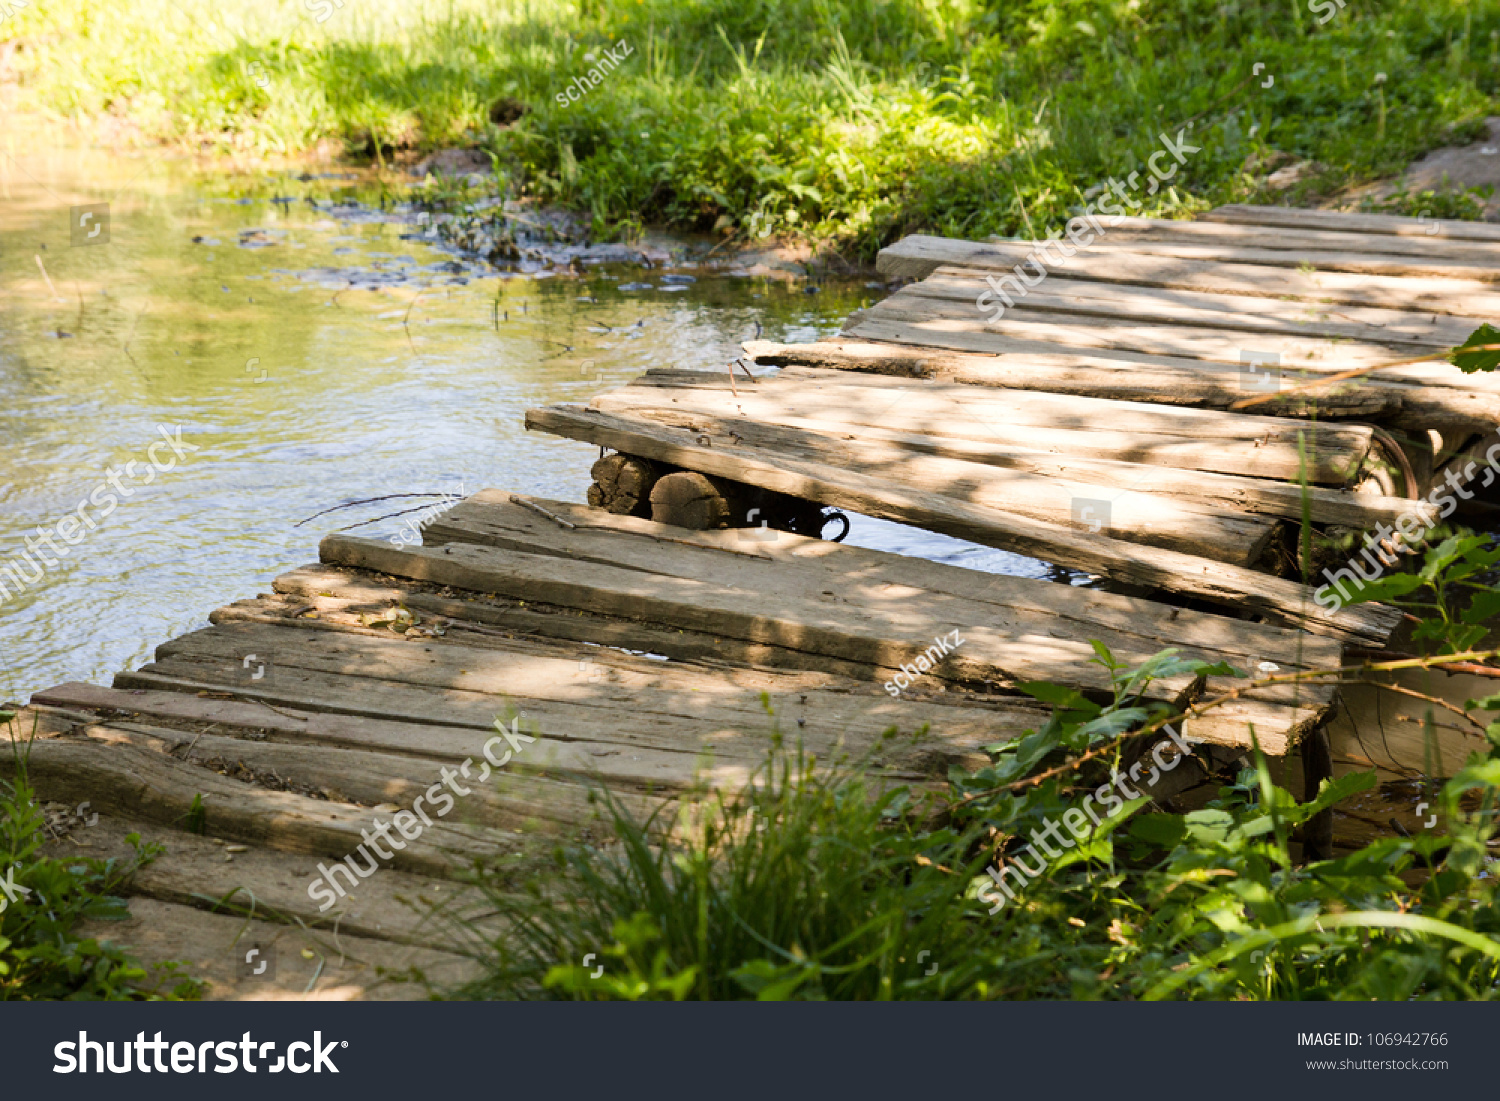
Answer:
[0, 131, 1051, 698]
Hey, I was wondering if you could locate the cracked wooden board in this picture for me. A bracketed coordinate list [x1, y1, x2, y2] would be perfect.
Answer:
[525, 406, 1401, 646]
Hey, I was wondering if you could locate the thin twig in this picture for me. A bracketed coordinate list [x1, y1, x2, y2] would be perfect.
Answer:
[197, 692, 310, 722]
[703, 230, 740, 259]
[179, 722, 221, 760]
[509, 494, 577, 529]
[293, 493, 456, 528]
[1325, 679, 1489, 736]
[402, 285, 429, 352]
[958, 647, 1500, 805]
[336, 501, 453, 533]
[34, 254, 59, 298]
[1346, 648, 1500, 679]
[1230, 344, 1500, 410]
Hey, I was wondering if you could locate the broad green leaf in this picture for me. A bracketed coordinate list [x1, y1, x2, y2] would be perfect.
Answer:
[1449, 323, 1500, 373]
[1130, 813, 1186, 848]
[1340, 572, 1424, 604]
[1016, 681, 1099, 714]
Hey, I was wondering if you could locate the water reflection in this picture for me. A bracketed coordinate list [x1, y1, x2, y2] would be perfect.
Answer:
[0, 130, 1050, 695]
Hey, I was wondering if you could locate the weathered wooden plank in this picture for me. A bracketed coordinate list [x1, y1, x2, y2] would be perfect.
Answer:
[526, 405, 1401, 644]
[36, 666, 1032, 781]
[1009, 237, 1500, 281]
[591, 396, 1280, 565]
[619, 367, 1375, 485]
[1202, 204, 1500, 243]
[837, 318, 1500, 434]
[0, 732, 514, 878]
[269, 563, 886, 681]
[861, 292, 1422, 374]
[875, 234, 1500, 317]
[47, 813, 492, 951]
[314, 534, 1198, 700]
[742, 338, 1404, 419]
[75, 895, 479, 1000]
[71, 716, 652, 834]
[140, 620, 1027, 774]
[319, 530, 1335, 753]
[430, 493, 1342, 754]
[904, 269, 1475, 349]
[585, 400, 1425, 529]
[113, 653, 958, 781]
[1102, 215, 1500, 264]
[435, 491, 1330, 659]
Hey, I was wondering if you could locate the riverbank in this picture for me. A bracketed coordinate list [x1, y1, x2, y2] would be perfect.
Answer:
[4, 0, 1497, 256]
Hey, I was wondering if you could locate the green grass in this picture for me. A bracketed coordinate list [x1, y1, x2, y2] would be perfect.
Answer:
[0, 712, 202, 999]
[448, 711, 1500, 1000]
[448, 623, 1500, 1000]
[6, 0, 1498, 254]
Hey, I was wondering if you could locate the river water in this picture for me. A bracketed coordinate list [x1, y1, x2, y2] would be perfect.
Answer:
[0, 129, 1050, 698]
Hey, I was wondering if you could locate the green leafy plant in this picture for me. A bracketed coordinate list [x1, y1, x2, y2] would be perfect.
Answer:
[0, 735, 202, 1000]
[446, 630, 1499, 999]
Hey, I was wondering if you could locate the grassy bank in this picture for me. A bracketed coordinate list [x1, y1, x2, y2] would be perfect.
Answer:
[454, 650, 1500, 1001]
[448, 525, 1499, 1000]
[5, 0, 1497, 253]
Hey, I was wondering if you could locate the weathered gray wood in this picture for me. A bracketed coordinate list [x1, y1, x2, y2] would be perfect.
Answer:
[36, 664, 1031, 781]
[434, 491, 1331, 661]
[742, 338, 1404, 419]
[0, 732, 513, 878]
[76, 895, 479, 1000]
[1007, 237, 1500, 281]
[47, 813, 493, 950]
[590, 398, 1282, 565]
[1202, 204, 1500, 243]
[1101, 215, 1500, 265]
[615, 367, 1375, 485]
[139, 620, 1026, 773]
[862, 292, 1423, 374]
[436, 491, 1305, 651]
[875, 234, 1500, 317]
[590, 400, 1428, 529]
[268, 563, 888, 680]
[527, 405, 1401, 644]
[319, 529, 1338, 752]
[903, 268, 1476, 350]
[838, 317, 1500, 436]
[432, 493, 1346, 753]
[72, 717, 651, 834]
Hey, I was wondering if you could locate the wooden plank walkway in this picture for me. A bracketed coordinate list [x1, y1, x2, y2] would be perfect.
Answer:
[9, 490, 1338, 996]
[11, 204, 1497, 998]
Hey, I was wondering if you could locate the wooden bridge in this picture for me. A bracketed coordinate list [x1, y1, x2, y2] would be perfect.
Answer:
[8, 205, 1500, 998]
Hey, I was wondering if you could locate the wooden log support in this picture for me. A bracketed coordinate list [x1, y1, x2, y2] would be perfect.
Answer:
[587, 451, 658, 516]
[524, 406, 1401, 645]
[650, 470, 733, 530]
